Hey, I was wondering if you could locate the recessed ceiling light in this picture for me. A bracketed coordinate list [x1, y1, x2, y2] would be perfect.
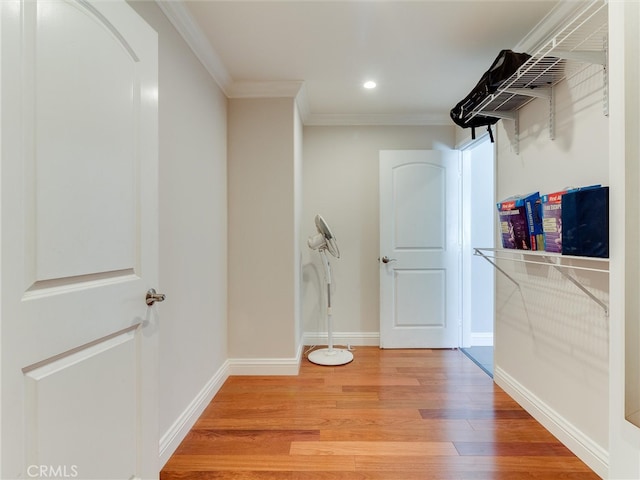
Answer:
[363, 81, 377, 89]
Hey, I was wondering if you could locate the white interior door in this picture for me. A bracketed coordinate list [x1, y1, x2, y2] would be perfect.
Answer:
[379, 150, 461, 348]
[1, 1, 159, 478]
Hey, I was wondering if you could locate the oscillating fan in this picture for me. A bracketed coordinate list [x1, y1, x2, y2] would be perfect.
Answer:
[307, 214, 354, 366]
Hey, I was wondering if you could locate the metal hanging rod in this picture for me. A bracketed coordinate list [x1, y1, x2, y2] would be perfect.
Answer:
[473, 247, 609, 316]
[473, 248, 608, 273]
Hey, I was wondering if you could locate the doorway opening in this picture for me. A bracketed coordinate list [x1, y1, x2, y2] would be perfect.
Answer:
[460, 135, 495, 377]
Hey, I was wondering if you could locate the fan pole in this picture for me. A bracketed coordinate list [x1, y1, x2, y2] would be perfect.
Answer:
[326, 283, 333, 353]
[320, 250, 334, 353]
[307, 249, 353, 366]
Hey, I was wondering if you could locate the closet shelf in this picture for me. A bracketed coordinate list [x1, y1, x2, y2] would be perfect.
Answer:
[473, 247, 609, 316]
[468, 0, 608, 152]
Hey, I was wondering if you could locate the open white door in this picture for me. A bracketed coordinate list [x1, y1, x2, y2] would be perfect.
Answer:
[379, 150, 461, 348]
[1, 1, 159, 478]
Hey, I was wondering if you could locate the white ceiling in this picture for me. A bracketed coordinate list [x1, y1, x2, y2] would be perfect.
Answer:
[162, 0, 560, 125]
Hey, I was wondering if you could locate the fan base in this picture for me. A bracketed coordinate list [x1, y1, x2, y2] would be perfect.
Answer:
[308, 348, 354, 366]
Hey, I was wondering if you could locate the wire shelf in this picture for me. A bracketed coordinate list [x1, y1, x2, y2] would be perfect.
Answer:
[467, 0, 608, 122]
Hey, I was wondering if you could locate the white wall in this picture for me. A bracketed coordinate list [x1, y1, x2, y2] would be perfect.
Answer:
[127, 1, 228, 466]
[228, 97, 301, 363]
[302, 126, 455, 345]
[493, 62, 609, 477]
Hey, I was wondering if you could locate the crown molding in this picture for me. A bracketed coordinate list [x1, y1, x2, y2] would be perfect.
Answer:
[226, 83, 452, 126]
[227, 80, 304, 99]
[228, 81, 311, 124]
[156, 0, 232, 94]
[305, 112, 453, 127]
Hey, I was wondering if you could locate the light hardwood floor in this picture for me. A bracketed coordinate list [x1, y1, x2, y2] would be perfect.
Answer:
[161, 347, 600, 479]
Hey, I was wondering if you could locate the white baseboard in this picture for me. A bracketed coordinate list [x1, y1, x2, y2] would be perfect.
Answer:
[227, 342, 304, 376]
[304, 331, 380, 347]
[494, 366, 609, 479]
[159, 343, 305, 467]
[470, 332, 494, 346]
[159, 359, 230, 467]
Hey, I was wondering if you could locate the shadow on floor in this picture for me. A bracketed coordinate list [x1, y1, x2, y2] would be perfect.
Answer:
[460, 346, 493, 378]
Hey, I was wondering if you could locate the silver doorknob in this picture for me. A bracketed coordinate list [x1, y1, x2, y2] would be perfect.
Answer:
[146, 288, 166, 306]
[381, 256, 397, 264]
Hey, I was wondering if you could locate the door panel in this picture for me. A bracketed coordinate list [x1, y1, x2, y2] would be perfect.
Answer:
[24, 329, 138, 478]
[35, 0, 138, 280]
[394, 269, 445, 327]
[393, 163, 445, 249]
[380, 150, 460, 348]
[1, 1, 159, 478]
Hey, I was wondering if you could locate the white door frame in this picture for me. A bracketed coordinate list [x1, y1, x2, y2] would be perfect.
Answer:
[460, 134, 496, 348]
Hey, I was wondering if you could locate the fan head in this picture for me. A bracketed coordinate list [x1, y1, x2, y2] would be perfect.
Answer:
[307, 214, 340, 258]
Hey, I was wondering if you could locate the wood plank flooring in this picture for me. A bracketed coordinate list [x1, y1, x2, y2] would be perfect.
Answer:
[161, 347, 600, 479]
